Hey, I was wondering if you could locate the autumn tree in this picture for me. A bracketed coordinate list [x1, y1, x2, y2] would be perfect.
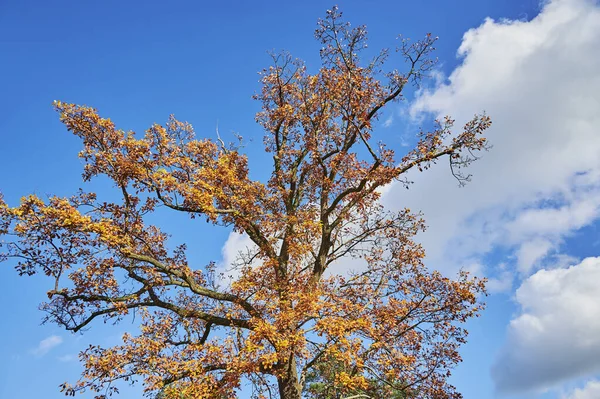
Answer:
[0, 7, 491, 399]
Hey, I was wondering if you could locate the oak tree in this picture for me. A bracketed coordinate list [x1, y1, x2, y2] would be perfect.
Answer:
[0, 7, 491, 399]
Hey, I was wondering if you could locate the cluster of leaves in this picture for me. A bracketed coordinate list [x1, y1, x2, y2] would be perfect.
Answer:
[303, 355, 411, 399]
[0, 6, 490, 399]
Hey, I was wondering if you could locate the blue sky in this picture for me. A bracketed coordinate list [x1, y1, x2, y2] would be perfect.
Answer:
[1, 0, 600, 398]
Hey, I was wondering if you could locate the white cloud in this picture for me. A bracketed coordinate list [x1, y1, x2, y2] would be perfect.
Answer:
[492, 257, 600, 394]
[563, 380, 600, 399]
[378, 0, 600, 281]
[486, 262, 513, 294]
[547, 253, 580, 270]
[505, 192, 600, 246]
[57, 354, 77, 362]
[515, 239, 553, 274]
[31, 335, 63, 357]
[383, 114, 394, 128]
[217, 231, 258, 287]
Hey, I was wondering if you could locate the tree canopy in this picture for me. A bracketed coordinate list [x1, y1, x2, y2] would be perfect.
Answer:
[0, 7, 491, 399]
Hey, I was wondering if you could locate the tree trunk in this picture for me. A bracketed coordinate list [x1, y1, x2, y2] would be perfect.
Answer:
[277, 357, 302, 399]
[277, 376, 302, 399]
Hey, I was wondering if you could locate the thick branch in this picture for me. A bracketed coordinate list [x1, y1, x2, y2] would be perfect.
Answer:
[125, 252, 261, 319]
[146, 288, 252, 329]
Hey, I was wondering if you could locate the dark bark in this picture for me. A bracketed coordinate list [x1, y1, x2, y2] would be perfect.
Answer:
[277, 357, 302, 399]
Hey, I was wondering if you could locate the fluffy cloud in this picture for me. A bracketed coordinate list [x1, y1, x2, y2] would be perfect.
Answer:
[515, 238, 552, 274]
[564, 380, 600, 399]
[217, 231, 259, 286]
[379, 0, 600, 282]
[31, 335, 63, 357]
[57, 354, 77, 362]
[492, 257, 600, 393]
[485, 262, 514, 293]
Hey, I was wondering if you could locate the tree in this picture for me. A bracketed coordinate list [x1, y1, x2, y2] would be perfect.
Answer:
[0, 7, 491, 399]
